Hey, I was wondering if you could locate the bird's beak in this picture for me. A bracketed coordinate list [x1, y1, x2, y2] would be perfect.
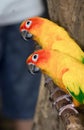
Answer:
[27, 63, 40, 75]
[21, 30, 33, 41]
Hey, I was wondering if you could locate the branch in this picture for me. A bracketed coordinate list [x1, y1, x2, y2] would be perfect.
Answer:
[44, 75, 84, 130]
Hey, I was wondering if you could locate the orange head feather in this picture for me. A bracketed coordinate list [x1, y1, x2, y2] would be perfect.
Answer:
[26, 49, 51, 68]
[20, 17, 44, 35]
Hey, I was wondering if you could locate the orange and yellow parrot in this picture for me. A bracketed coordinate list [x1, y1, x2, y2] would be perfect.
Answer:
[26, 49, 84, 107]
[20, 16, 84, 63]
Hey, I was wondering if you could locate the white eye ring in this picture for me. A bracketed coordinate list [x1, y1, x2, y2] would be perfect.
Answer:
[32, 54, 38, 62]
[26, 20, 32, 28]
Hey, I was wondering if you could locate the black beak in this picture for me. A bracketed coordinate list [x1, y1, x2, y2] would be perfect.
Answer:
[27, 63, 40, 75]
[21, 30, 33, 41]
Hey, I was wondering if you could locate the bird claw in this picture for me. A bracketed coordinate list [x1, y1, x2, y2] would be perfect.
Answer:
[47, 83, 78, 116]
[50, 87, 60, 97]
[59, 103, 79, 116]
[49, 87, 61, 101]
[53, 94, 72, 106]
[49, 88, 78, 116]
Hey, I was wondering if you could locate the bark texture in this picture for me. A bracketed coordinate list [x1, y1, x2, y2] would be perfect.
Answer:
[33, 1, 84, 130]
[47, 0, 84, 49]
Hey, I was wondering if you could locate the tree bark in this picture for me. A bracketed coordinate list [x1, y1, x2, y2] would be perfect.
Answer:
[33, 75, 65, 130]
[47, 0, 84, 49]
[33, 1, 84, 130]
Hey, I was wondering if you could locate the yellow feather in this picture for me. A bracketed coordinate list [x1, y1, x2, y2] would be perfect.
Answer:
[27, 49, 84, 106]
[20, 17, 84, 63]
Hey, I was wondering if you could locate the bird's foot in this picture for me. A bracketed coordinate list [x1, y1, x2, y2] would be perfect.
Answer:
[49, 87, 71, 103]
[59, 103, 78, 116]
[49, 87, 61, 100]
[49, 88, 78, 116]
[44, 77, 79, 116]
[53, 94, 72, 105]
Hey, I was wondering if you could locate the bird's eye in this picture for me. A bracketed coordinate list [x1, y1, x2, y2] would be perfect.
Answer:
[26, 20, 32, 28]
[32, 54, 38, 62]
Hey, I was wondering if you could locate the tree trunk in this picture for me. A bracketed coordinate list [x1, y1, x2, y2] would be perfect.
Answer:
[47, 0, 84, 49]
[33, 75, 65, 130]
[33, 1, 84, 130]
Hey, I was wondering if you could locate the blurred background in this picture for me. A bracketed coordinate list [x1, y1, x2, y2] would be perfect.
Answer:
[0, 0, 48, 130]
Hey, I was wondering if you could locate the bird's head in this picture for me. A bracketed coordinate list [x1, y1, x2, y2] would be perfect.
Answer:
[20, 17, 44, 41]
[26, 49, 51, 75]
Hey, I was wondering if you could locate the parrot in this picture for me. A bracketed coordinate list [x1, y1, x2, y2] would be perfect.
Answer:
[26, 49, 84, 108]
[20, 16, 84, 63]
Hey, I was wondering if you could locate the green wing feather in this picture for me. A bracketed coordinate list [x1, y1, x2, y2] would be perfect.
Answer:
[62, 68, 84, 104]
